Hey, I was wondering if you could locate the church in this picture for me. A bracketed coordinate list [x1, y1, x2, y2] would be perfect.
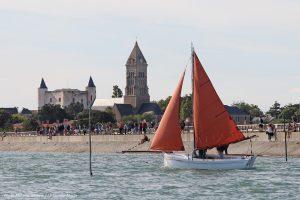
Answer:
[93, 42, 162, 121]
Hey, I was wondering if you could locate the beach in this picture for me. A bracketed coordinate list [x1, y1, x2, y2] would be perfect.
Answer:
[1, 132, 300, 157]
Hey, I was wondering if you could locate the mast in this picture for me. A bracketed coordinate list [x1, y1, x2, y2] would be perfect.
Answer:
[191, 43, 196, 150]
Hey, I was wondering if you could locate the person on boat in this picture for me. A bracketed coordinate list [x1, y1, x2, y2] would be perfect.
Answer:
[216, 145, 229, 159]
[192, 149, 207, 159]
[266, 124, 275, 141]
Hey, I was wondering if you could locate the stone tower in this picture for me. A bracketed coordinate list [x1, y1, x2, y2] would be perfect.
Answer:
[86, 76, 96, 108]
[38, 78, 48, 110]
[124, 42, 150, 108]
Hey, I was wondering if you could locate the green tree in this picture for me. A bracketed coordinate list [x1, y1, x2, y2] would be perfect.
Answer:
[180, 94, 192, 120]
[38, 104, 69, 123]
[266, 101, 281, 119]
[65, 102, 84, 119]
[112, 85, 123, 98]
[122, 112, 155, 123]
[157, 96, 171, 112]
[105, 106, 114, 115]
[232, 101, 263, 118]
[22, 118, 39, 131]
[0, 109, 12, 131]
[279, 104, 298, 121]
[10, 114, 26, 124]
[76, 110, 115, 126]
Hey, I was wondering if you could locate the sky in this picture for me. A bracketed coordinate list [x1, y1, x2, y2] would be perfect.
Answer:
[0, 0, 299, 111]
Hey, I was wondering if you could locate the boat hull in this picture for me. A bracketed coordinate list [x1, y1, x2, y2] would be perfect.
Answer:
[164, 153, 256, 170]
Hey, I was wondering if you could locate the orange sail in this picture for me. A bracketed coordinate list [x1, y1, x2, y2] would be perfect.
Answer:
[193, 52, 246, 150]
[150, 71, 186, 151]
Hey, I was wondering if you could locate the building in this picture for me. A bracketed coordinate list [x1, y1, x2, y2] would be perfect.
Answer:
[93, 41, 162, 121]
[123, 41, 150, 108]
[225, 105, 251, 125]
[38, 76, 96, 110]
[93, 98, 124, 111]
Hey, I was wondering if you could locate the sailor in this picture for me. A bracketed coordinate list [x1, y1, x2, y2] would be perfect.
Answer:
[192, 149, 206, 159]
[216, 145, 229, 159]
[139, 134, 150, 145]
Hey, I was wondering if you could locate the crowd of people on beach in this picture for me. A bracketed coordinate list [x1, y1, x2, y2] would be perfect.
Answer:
[117, 120, 157, 135]
[265, 121, 298, 141]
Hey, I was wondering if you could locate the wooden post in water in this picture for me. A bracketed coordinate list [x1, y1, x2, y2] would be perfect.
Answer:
[284, 116, 288, 162]
[89, 106, 93, 176]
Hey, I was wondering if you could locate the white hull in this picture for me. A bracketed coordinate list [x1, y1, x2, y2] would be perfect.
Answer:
[164, 153, 256, 170]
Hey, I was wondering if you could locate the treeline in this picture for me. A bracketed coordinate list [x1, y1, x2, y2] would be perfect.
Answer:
[0, 103, 116, 132]
[156, 95, 300, 123]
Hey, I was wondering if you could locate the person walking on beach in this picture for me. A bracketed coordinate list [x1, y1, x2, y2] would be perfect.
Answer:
[124, 123, 128, 135]
[142, 120, 147, 134]
[180, 120, 186, 134]
[119, 122, 124, 135]
[266, 124, 275, 141]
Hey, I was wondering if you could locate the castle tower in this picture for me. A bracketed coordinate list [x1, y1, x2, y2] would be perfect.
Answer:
[124, 42, 150, 108]
[38, 78, 48, 110]
[86, 76, 96, 108]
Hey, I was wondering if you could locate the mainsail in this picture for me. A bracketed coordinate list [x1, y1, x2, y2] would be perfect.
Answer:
[150, 71, 186, 151]
[193, 52, 246, 150]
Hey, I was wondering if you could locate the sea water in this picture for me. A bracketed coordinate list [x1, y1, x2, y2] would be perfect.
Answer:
[0, 152, 299, 200]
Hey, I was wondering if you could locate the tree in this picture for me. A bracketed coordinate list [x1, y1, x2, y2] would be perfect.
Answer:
[279, 104, 299, 121]
[105, 106, 114, 115]
[180, 94, 192, 120]
[76, 110, 115, 127]
[157, 96, 171, 112]
[65, 102, 84, 119]
[38, 104, 69, 123]
[22, 118, 39, 131]
[121, 112, 155, 123]
[0, 109, 12, 131]
[266, 101, 281, 119]
[232, 101, 263, 118]
[112, 85, 123, 98]
[10, 114, 26, 124]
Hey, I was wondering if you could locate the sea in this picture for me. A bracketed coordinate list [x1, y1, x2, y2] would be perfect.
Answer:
[0, 152, 299, 200]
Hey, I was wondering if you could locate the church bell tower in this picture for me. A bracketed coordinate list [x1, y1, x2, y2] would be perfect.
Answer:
[124, 42, 150, 109]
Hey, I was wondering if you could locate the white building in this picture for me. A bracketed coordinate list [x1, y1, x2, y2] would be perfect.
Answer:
[93, 98, 123, 111]
[38, 77, 96, 110]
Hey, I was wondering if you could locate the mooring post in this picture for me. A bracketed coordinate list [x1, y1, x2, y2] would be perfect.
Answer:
[89, 106, 93, 176]
[284, 116, 288, 162]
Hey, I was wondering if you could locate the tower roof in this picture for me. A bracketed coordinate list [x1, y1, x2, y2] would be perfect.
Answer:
[39, 78, 47, 89]
[126, 41, 147, 65]
[88, 76, 96, 87]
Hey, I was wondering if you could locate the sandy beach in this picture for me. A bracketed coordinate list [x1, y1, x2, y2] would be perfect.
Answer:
[1, 132, 300, 157]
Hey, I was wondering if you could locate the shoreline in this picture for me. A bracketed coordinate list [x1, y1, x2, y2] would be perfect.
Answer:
[1, 132, 300, 157]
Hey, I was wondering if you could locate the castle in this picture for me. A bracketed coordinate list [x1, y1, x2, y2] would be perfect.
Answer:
[38, 77, 96, 110]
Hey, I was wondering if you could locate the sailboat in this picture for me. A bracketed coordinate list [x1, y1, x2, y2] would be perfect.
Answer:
[150, 49, 256, 170]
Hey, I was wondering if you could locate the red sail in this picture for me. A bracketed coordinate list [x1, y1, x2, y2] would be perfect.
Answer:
[193, 53, 245, 150]
[150, 71, 185, 151]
